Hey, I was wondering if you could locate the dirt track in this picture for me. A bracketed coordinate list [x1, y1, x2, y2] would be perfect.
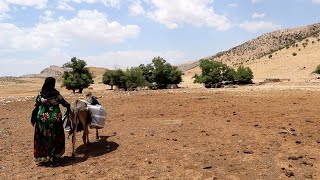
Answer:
[0, 87, 320, 179]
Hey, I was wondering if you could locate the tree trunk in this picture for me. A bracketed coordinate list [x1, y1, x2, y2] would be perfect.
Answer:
[79, 88, 83, 94]
[111, 85, 113, 90]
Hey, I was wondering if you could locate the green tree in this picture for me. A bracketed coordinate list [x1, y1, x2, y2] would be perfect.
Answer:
[111, 69, 127, 90]
[102, 69, 115, 90]
[139, 64, 154, 84]
[150, 56, 182, 89]
[102, 68, 146, 91]
[124, 67, 146, 90]
[62, 57, 93, 93]
[193, 59, 236, 87]
[235, 66, 254, 84]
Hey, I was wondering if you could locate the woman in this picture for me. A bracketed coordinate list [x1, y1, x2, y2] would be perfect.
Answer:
[31, 77, 70, 166]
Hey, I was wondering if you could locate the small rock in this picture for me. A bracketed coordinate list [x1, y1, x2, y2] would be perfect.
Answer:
[302, 161, 313, 166]
[295, 140, 302, 144]
[304, 174, 313, 179]
[305, 120, 314, 123]
[243, 150, 254, 154]
[285, 170, 294, 177]
[203, 165, 212, 169]
[288, 156, 300, 160]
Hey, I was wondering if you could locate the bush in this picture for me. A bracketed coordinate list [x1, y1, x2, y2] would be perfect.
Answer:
[314, 65, 320, 74]
[193, 59, 237, 87]
[235, 66, 254, 84]
[292, 52, 297, 56]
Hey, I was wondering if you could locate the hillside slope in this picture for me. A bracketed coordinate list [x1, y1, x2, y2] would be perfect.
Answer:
[180, 22, 320, 86]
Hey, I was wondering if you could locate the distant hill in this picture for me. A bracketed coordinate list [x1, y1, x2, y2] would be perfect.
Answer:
[21, 65, 71, 78]
[179, 22, 320, 85]
[179, 22, 320, 71]
[21, 66, 107, 83]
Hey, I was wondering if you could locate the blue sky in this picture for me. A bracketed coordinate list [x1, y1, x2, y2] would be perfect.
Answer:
[0, 0, 319, 76]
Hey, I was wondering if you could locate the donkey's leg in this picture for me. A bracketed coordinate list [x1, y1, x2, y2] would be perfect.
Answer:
[96, 129, 99, 140]
[83, 125, 90, 144]
[71, 123, 78, 159]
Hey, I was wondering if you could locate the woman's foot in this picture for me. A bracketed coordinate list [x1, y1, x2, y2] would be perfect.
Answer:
[49, 157, 60, 167]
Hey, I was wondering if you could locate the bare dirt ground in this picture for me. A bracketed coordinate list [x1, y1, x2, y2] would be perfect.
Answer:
[0, 78, 320, 179]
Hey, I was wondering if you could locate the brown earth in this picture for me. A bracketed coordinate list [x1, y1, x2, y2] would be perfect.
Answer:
[0, 78, 320, 179]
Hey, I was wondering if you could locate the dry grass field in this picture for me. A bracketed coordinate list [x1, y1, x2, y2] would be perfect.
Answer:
[1, 22, 320, 180]
[0, 77, 320, 179]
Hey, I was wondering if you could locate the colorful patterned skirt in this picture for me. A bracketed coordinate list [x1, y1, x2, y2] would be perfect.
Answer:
[33, 105, 65, 163]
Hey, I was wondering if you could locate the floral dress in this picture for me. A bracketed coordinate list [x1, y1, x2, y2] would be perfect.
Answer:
[33, 93, 69, 163]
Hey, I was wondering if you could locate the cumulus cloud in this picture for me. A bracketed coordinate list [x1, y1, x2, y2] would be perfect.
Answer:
[252, 12, 265, 19]
[0, 10, 140, 52]
[57, 0, 120, 10]
[0, 0, 47, 20]
[139, 0, 231, 31]
[39, 10, 54, 22]
[6, 0, 48, 9]
[239, 21, 281, 33]
[129, 0, 145, 16]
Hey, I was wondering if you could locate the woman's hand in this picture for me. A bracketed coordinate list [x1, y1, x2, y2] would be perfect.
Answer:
[41, 98, 47, 103]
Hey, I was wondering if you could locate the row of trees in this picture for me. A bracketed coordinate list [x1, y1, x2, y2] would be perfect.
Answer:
[102, 57, 182, 90]
[61, 57, 254, 93]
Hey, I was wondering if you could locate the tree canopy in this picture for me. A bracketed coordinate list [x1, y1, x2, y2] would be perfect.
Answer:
[193, 59, 253, 88]
[102, 56, 182, 91]
[62, 57, 93, 93]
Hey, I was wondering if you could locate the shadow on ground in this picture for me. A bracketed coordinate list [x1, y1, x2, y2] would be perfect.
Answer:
[59, 134, 119, 167]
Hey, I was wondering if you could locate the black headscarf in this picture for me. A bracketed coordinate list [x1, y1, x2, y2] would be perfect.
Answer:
[41, 77, 60, 98]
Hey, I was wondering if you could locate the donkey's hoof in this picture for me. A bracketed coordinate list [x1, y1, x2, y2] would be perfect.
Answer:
[71, 154, 75, 160]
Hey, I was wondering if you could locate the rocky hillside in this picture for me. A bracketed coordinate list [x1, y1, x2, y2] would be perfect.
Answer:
[21, 65, 71, 78]
[178, 22, 320, 71]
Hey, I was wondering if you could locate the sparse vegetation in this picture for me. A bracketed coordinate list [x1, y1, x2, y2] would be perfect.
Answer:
[292, 52, 297, 56]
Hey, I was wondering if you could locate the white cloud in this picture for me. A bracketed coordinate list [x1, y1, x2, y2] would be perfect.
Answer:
[129, 0, 145, 16]
[142, 0, 231, 30]
[0, 0, 48, 20]
[5, 0, 48, 9]
[0, 10, 140, 52]
[57, 1, 75, 11]
[252, 12, 265, 19]
[239, 21, 281, 33]
[58, 0, 120, 10]
[0, 1, 10, 20]
[39, 10, 53, 22]
[84, 50, 186, 69]
[312, 0, 320, 4]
